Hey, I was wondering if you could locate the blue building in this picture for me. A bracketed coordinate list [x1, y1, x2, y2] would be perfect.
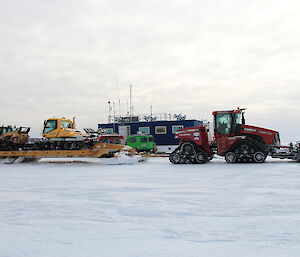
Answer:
[98, 114, 203, 153]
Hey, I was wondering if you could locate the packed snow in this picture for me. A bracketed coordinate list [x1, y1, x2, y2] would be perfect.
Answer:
[0, 157, 300, 257]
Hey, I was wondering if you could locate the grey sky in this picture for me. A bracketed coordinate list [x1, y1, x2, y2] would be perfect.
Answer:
[1, 0, 300, 140]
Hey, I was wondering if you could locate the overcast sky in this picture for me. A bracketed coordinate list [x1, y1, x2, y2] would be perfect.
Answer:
[1, 0, 300, 140]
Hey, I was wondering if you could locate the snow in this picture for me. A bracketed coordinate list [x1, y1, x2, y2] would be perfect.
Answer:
[0, 157, 300, 257]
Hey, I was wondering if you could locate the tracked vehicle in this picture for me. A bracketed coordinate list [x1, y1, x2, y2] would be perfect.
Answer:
[39, 117, 89, 150]
[169, 108, 300, 164]
[0, 126, 30, 150]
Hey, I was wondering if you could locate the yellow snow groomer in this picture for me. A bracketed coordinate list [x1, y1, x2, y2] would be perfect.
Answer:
[41, 117, 88, 150]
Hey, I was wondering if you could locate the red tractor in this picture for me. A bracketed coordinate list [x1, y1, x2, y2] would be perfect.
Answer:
[169, 108, 298, 164]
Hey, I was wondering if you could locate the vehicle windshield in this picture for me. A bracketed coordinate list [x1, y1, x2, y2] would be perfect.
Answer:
[43, 120, 57, 133]
[0, 127, 12, 135]
[19, 127, 29, 133]
[60, 120, 72, 128]
[215, 113, 232, 135]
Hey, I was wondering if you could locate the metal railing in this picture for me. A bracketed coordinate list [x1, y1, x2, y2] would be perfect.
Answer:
[108, 113, 188, 123]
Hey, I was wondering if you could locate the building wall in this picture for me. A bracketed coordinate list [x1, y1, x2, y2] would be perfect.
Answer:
[98, 120, 203, 146]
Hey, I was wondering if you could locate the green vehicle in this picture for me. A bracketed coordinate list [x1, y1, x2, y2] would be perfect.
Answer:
[126, 134, 156, 153]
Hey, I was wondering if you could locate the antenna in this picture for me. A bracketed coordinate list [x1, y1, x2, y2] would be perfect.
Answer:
[113, 101, 116, 132]
[108, 101, 112, 123]
[129, 84, 133, 121]
[117, 82, 121, 116]
[113, 102, 116, 121]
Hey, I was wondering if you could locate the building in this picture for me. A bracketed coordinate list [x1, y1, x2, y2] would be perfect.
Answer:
[98, 114, 204, 153]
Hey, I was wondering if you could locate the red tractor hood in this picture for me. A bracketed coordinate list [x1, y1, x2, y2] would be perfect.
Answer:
[240, 124, 278, 145]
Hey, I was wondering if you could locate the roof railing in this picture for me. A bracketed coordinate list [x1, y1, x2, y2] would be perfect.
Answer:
[108, 113, 189, 123]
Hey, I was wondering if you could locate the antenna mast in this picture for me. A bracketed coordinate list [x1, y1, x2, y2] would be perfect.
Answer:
[117, 83, 121, 116]
[108, 101, 112, 123]
[113, 102, 116, 122]
[129, 84, 133, 121]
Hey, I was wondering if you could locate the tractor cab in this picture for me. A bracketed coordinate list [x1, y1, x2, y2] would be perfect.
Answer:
[213, 108, 245, 136]
[0, 126, 14, 136]
[0, 126, 30, 148]
[42, 118, 86, 139]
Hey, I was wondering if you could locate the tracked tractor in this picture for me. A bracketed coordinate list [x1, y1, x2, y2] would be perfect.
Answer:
[40, 117, 89, 150]
[169, 108, 299, 164]
[212, 108, 280, 163]
[0, 126, 30, 150]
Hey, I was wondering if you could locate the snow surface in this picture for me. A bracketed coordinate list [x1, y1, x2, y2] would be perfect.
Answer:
[0, 157, 300, 257]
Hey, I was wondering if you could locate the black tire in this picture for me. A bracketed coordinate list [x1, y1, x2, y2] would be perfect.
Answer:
[225, 152, 237, 163]
[62, 142, 72, 150]
[69, 142, 82, 150]
[181, 142, 194, 153]
[194, 151, 207, 164]
[179, 156, 188, 164]
[169, 152, 181, 164]
[75, 142, 83, 150]
[253, 151, 266, 163]
[86, 141, 94, 149]
[240, 143, 249, 152]
[232, 139, 256, 163]
[44, 142, 55, 150]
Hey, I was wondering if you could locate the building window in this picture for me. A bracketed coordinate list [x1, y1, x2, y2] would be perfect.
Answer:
[172, 125, 184, 133]
[155, 126, 167, 134]
[139, 127, 150, 134]
[104, 128, 114, 133]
